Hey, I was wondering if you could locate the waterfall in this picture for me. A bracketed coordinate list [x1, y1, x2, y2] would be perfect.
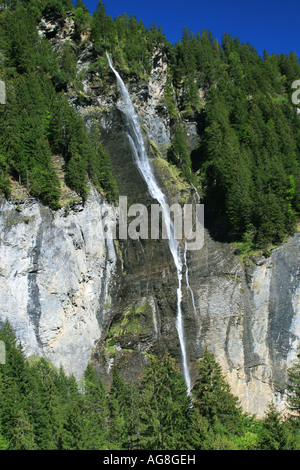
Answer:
[184, 241, 197, 318]
[106, 53, 191, 394]
[183, 182, 200, 318]
[191, 182, 201, 205]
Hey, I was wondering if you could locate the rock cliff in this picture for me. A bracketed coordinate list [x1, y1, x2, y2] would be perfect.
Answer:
[0, 188, 119, 379]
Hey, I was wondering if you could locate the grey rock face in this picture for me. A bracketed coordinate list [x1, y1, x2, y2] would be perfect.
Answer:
[184, 231, 300, 416]
[38, 11, 75, 47]
[0, 188, 118, 379]
[131, 49, 170, 148]
[0, 81, 5, 105]
[1, 183, 298, 416]
[76, 53, 300, 415]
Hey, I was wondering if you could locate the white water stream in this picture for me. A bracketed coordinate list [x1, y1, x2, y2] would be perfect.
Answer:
[106, 53, 191, 393]
[184, 182, 200, 318]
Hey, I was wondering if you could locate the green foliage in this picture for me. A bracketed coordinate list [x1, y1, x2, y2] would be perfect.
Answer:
[192, 349, 244, 435]
[163, 74, 179, 120]
[0, 71, 62, 208]
[0, 4, 38, 74]
[42, 0, 74, 17]
[108, 366, 140, 449]
[138, 353, 192, 450]
[0, 152, 11, 198]
[88, 122, 119, 201]
[88, 3, 170, 78]
[0, 0, 118, 206]
[0, 321, 299, 450]
[0, 429, 9, 450]
[170, 28, 300, 247]
[57, 41, 77, 86]
[3, 1, 297, 245]
[74, 1, 91, 39]
[257, 403, 289, 450]
[168, 125, 192, 182]
[287, 347, 300, 417]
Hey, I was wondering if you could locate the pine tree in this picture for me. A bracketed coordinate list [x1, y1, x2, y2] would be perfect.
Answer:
[186, 407, 211, 450]
[0, 320, 30, 396]
[139, 353, 192, 450]
[287, 347, 300, 418]
[108, 367, 131, 448]
[57, 41, 77, 86]
[168, 125, 192, 181]
[90, 0, 116, 53]
[74, 0, 90, 38]
[192, 349, 244, 434]
[88, 122, 119, 202]
[125, 382, 143, 450]
[257, 403, 289, 450]
[9, 408, 37, 450]
[1, 4, 37, 74]
[61, 401, 85, 450]
[81, 364, 110, 449]
[26, 358, 66, 450]
[25, 362, 53, 449]
[0, 371, 25, 447]
[0, 423, 9, 450]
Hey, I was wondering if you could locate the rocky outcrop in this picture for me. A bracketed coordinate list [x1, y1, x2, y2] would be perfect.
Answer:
[74, 43, 300, 416]
[72, 44, 300, 415]
[184, 230, 300, 416]
[38, 11, 76, 46]
[0, 188, 119, 379]
[1, 180, 298, 416]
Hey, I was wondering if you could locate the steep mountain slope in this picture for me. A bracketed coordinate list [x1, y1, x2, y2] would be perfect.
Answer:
[0, 5, 299, 418]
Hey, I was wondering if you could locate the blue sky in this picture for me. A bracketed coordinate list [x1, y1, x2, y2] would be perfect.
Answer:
[81, 0, 300, 58]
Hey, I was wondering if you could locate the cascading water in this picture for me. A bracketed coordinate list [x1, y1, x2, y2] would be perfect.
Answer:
[183, 183, 200, 318]
[183, 241, 197, 318]
[106, 53, 191, 394]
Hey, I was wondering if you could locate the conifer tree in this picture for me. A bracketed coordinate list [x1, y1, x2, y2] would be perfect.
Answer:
[108, 367, 132, 448]
[25, 360, 55, 449]
[168, 125, 192, 181]
[0, 423, 9, 450]
[257, 403, 289, 450]
[192, 349, 244, 434]
[74, 0, 90, 38]
[33, 360, 70, 449]
[287, 348, 300, 418]
[138, 353, 192, 450]
[81, 364, 110, 449]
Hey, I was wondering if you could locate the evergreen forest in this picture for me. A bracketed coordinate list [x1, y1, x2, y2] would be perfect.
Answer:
[0, 0, 299, 248]
[0, 320, 300, 450]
